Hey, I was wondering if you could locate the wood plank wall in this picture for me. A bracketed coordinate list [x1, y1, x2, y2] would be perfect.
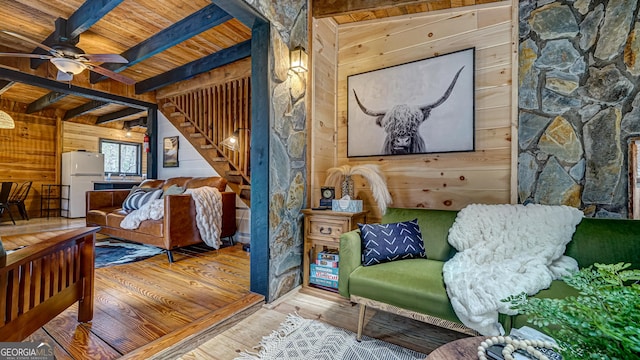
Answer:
[62, 122, 146, 174]
[310, 18, 340, 206]
[0, 102, 145, 221]
[311, 2, 515, 222]
[0, 103, 59, 222]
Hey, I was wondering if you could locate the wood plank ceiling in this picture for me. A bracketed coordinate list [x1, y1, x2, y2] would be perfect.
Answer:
[314, 0, 504, 24]
[0, 0, 251, 128]
[0, 0, 502, 129]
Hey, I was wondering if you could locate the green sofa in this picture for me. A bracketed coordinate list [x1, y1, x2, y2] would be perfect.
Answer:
[338, 207, 640, 338]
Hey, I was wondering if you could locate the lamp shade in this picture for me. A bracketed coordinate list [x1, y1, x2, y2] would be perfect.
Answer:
[220, 130, 240, 151]
[51, 58, 86, 75]
[290, 46, 308, 73]
[0, 111, 15, 129]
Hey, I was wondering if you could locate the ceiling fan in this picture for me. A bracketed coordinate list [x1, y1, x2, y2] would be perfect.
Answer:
[0, 30, 135, 85]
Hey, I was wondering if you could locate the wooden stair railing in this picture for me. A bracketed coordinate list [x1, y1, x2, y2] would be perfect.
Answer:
[157, 78, 251, 206]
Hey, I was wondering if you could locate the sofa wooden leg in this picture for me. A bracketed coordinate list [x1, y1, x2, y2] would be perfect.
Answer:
[357, 303, 366, 342]
[166, 250, 174, 263]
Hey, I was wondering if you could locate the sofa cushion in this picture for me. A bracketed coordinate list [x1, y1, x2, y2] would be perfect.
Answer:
[185, 177, 227, 192]
[349, 258, 460, 323]
[359, 219, 426, 266]
[382, 208, 458, 262]
[161, 184, 185, 198]
[162, 177, 192, 191]
[122, 188, 162, 210]
[510, 279, 580, 330]
[569, 218, 640, 268]
[86, 207, 120, 226]
[138, 179, 165, 189]
[106, 212, 164, 237]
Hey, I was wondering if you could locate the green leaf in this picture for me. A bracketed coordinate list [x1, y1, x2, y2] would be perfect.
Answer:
[505, 263, 640, 360]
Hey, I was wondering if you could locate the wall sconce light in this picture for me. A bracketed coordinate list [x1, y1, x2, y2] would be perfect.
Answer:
[221, 128, 250, 151]
[290, 46, 308, 73]
[0, 110, 15, 129]
[125, 127, 132, 138]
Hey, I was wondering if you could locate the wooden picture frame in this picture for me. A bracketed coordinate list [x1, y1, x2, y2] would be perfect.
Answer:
[163, 136, 179, 168]
[347, 48, 475, 157]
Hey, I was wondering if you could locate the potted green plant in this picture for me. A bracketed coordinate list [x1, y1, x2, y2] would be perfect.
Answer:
[505, 263, 640, 360]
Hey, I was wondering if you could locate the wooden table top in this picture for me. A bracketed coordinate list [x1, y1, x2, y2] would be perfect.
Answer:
[427, 336, 487, 359]
[1, 229, 83, 251]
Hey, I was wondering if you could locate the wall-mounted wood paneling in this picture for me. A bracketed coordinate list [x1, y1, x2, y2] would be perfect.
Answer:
[62, 122, 146, 175]
[0, 102, 59, 222]
[310, 18, 339, 206]
[311, 2, 516, 222]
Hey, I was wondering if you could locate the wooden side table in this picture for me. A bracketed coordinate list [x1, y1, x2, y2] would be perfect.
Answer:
[427, 336, 487, 359]
[300, 209, 367, 299]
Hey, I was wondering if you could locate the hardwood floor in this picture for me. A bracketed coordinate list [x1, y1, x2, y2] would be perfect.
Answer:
[1, 218, 464, 359]
[178, 288, 470, 359]
[0, 217, 261, 360]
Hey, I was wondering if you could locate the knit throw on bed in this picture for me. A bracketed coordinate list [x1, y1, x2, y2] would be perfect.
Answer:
[120, 186, 223, 249]
[442, 204, 583, 335]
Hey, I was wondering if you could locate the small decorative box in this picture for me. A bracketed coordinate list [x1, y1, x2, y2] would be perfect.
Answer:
[316, 259, 338, 268]
[332, 199, 363, 213]
[317, 250, 339, 262]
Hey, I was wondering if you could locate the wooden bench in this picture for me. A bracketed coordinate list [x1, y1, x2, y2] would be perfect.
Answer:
[0, 227, 99, 341]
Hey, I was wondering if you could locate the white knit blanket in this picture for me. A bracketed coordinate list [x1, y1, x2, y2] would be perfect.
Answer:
[442, 204, 583, 335]
[120, 186, 223, 249]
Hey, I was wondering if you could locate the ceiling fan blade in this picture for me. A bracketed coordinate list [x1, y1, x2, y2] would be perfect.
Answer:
[0, 52, 52, 59]
[88, 65, 136, 85]
[56, 70, 73, 82]
[1, 30, 57, 54]
[82, 54, 128, 63]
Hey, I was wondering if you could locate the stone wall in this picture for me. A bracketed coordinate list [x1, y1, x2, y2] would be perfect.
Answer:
[244, 0, 308, 300]
[519, 0, 640, 218]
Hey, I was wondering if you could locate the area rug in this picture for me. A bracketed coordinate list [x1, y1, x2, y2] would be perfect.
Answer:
[95, 239, 164, 268]
[235, 314, 426, 360]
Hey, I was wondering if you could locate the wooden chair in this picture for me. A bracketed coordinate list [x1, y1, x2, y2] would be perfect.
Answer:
[8, 181, 32, 220]
[0, 182, 16, 225]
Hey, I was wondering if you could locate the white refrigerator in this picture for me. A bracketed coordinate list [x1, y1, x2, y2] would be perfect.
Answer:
[61, 151, 104, 218]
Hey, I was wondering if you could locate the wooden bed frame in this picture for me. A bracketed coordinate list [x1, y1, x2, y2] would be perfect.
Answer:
[0, 227, 100, 341]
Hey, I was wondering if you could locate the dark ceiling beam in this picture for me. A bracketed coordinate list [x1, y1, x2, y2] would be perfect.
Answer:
[91, 4, 231, 84]
[63, 100, 109, 120]
[96, 107, 145, 124]
[0, 80, 15, 95]
[0, 67, 154, 109]
[26, 92, 68, 114]
[135, 39, 251, 94]
[31, 0, 124, 69]
[124, 117, 147, 128]
[312, 0, 436, 18]
[209, 0, 267, 28]
[31, 18, 76, 69]
[67, 0, 125, 39]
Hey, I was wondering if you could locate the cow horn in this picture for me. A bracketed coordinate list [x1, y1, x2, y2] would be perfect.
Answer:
[421, 66, 465, 112]
[353, 90, 386, 117]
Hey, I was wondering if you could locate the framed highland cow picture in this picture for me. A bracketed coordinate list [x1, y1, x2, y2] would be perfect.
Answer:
[347, 47, 475, 157]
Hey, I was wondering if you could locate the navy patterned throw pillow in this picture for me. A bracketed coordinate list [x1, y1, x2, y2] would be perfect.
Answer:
[358, 219, 426, 266]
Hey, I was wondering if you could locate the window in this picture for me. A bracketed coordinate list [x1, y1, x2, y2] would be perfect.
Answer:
[100, 139, 141, 176]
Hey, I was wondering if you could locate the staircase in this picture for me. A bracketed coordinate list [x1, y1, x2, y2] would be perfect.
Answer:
[157, 78, 251, 206]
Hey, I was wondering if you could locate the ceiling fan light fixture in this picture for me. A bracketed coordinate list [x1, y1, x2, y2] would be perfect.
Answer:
[0, 111, 15, 129]
[51, 57, 86, 75]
